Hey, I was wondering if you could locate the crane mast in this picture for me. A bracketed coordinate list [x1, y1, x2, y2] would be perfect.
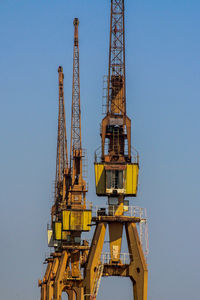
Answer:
[107, 0, 126, 116]
[52, 66, 70, 221]
[57, 66, 68, 181]
[71, 18, 81, 154]
[69, 18, 86, 209]
[101, 0, 131, 163]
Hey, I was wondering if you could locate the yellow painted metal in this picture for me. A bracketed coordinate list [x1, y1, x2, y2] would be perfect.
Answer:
[84, 220, 148, 300]
[70, 211, 82, 231]
[115, 202, 124, 216]
[62, 210, 91, 232]
[62, 210, 70, 230]
[94, 163, 106, 195]
[62, 231, 69, 240]
[126, 164, 139, 195]
[125, 223, 148, 300]
[66, 290, 76, 300]
[84, 223, 107, 299]
[54, 251, 68, 299]
[46, 257, 59, 300]
[109, 222, 123, 262]
[71, 251, 81, 277]
[83, 211, 92, 231]
[73, 287, 84, 300]
[39, 260, 53, 300]
[55, 222, 62, 240]
[95, 163, 139, 196]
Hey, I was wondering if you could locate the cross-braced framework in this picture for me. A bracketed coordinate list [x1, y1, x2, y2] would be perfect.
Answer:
[70, 18, 81, 159]
[52, 66, 70, 219]
[107, 0, 126, 115]
[55, 67, 68, 202]
[69, 18, 87, 209]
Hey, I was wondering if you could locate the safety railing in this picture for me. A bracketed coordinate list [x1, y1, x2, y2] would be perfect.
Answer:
[101, 252, 131, 265]
[93, 205, 149, 257]
[82, 148, 88, 189]
[94, 145, 139, 164]
[93, 205, 147, 219]
[140, 218, 149, 257]
[102, 75, 108, 115]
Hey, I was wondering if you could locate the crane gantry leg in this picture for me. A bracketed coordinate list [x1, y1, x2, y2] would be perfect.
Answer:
[74, 287, 84, 300]
[40, 261, 52, 300]
[53, 251, 68, 300]
[40, 251, 86, 300]
[84, 223, 107, 300]
[66, 290, 76, 300]
[46, 256, 59, 300]
[126, 223, 148, 300]
[84, 220, 148, 300]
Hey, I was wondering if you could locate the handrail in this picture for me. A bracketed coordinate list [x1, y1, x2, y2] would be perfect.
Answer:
[93, 205, 147, 219]
[94, 145, 139, 164]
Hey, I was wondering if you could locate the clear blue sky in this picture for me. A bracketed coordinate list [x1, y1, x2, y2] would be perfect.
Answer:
[0, 0, 200, 299]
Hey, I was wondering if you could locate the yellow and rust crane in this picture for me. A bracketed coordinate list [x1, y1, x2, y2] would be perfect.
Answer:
[39, 18, 91, 300]
[51, 66, 71, 225]
[84, 1, 148, 299]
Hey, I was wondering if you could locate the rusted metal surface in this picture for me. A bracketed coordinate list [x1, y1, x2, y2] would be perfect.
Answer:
[70, 18, 81, 154]
[101, 0, 132, 163]
[92, 216, 141, 223]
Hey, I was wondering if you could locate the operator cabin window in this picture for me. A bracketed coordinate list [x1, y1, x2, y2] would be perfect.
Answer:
[106, 170, 123, 191]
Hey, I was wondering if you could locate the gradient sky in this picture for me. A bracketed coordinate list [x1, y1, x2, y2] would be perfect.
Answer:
[0, 0, 200, 299]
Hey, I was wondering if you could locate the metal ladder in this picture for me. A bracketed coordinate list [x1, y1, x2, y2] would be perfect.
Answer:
[91, 258, 104, 299]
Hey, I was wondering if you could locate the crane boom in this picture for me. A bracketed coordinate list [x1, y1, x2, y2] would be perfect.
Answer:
[101, 0, 131, 162]
[56, 66, 68, 183]
[69, 18, 86, 208]
[107, 0, 126, 116]
[52, 66, 69, 220]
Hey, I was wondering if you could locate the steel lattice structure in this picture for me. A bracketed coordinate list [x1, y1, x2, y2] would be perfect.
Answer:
[70, 18, 82, 160]
[53, 66, 69, 217]
[56, 67, 68, 185]
[107, 0, 126, 115]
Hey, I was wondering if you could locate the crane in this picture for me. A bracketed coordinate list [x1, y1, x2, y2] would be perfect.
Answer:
[84, 1, 148, 299]
[39, 19, 91, 300]
[68, 18, 87, 210]
[51, 66, 70, 224]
